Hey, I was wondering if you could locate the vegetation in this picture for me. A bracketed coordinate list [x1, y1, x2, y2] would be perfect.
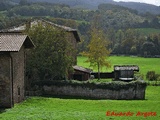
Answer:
[146, 71, 160, 81]
[77, 56, 160, 77]
[32, 79, 146, 91]
[26, 23, 74, 82]
[0, 1, 160, 56]
[0, 86, 159, 120]
[81, 27, 111, 80]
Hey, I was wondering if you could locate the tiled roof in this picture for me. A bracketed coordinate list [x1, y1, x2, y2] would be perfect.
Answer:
[0, 19, 81, 42]
[114, 65, 139, 71]
[0, 32, 34, 52]
[73, 65, 92, 73]
[41, 19, 77, 32]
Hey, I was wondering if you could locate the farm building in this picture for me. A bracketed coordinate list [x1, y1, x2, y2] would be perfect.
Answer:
[69, 65, 93, 81]
[0, 32, 34, 108]
[1, 19, 80, 65]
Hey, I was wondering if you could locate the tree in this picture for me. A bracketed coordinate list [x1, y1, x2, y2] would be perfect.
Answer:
[141, 41, 156, 57]
[19, 0, 28, 5]
[26, 23, 74, 82]
[81, 28, 111, 80]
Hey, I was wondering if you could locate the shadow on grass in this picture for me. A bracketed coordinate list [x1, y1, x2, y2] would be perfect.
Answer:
[42, 95, 101, 100]
[41, 95, 147, 101]
[0, 108, 6, 114]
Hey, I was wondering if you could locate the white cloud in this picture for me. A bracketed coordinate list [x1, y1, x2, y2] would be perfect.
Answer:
[113, 0, 160, 6]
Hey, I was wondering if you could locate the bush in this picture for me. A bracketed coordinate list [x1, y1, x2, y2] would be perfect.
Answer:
[146, 71, 160, 81]
[32, 79, 147, 91]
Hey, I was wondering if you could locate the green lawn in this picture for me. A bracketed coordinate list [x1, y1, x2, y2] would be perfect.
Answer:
[0, 86, 159, 120]
[77, 56, 160, 78]
[0, 56, 159, 120]
[135, 28, 160, 36]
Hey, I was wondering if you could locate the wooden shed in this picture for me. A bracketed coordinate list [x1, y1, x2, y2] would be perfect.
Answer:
[114, 65, 139, 81]
[0, 32, 34, 108]
[69, 65, 92, 81]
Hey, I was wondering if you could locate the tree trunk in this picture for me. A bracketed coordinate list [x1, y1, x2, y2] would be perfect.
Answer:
[98, 62, 100, 80]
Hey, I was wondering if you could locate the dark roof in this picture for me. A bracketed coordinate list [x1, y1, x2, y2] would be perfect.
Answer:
[41, 19, 77, 32]
[1, 19, 80, 42]
[41, 19, 81, 42]
[73, 65, 92, 73]
[114, 65, 139, 71]
[0, 32, 34, 52]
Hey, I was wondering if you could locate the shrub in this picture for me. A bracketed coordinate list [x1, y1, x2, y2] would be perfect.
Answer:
[156, 74, 160, 81]
[146, 71, 159, 81]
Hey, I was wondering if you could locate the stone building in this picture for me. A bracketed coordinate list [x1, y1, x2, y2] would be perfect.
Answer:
[2, 19, 80, 65]
[0, 32, 34, 108]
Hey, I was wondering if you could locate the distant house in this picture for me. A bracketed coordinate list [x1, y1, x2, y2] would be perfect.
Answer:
[1, 19, 80, 65]
[0, 32, 34, 108]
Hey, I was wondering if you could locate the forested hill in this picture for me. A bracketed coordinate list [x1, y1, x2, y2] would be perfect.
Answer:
[1, 0, 160, 56]
[9, 0, 160, 14]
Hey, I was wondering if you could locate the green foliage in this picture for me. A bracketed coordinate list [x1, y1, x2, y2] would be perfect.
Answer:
[81, 27, 111, 79]
[77, 56, 160, 80]
[146, 71, 160, 81]
[0, 86, 160, 120]
[146, 71, 156, 81]
[32, 79, 146, 91]
[1, 1, 160, 56]
[98, 3, 138, 14]
[136, 28, 160, 36]
[26, 23, 74, 81]
[19, 0, 29, 6]
[0, 0, 15, 11]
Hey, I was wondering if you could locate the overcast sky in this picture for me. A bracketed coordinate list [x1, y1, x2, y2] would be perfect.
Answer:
[114, 0, 160, 6]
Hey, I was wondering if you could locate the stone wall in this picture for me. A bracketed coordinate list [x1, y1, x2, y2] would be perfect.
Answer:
[28, 80, 147, 100]
[11, 46, 25, 104]
[0, 53, 13, 108]
[66, 32, 77, 65]
[0, 46, 25, 108]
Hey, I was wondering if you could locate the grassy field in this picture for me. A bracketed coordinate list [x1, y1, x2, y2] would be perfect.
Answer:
[135, 28, 160, 35]
[77, 56, 160, 78]
[0, 56, 159, 120]
[0, 86, 159, 120]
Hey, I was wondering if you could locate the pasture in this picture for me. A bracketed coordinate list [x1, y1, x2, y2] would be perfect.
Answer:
[135, 28, 160, 36]
[0, 56, 159, 120]
[77, 56, 160, 79]
[0, 86, 159, 120]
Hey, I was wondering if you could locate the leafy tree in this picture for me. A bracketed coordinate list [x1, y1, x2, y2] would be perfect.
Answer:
[81, 28, 111, 80]
[26, 23, 74, 82]
[141, 41, 156, 56]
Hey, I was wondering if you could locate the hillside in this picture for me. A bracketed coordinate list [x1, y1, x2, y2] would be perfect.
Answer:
[0, 1, 160, 56]
[23, 0, 160, 14]
[6, 0, 160, 14]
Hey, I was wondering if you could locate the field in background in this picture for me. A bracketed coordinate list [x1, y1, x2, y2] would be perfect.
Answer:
[0, 56, 159, 119]
[136, 28, 160, 35]
[0, 86, 159, 120]
[77, 56, 160, 79]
